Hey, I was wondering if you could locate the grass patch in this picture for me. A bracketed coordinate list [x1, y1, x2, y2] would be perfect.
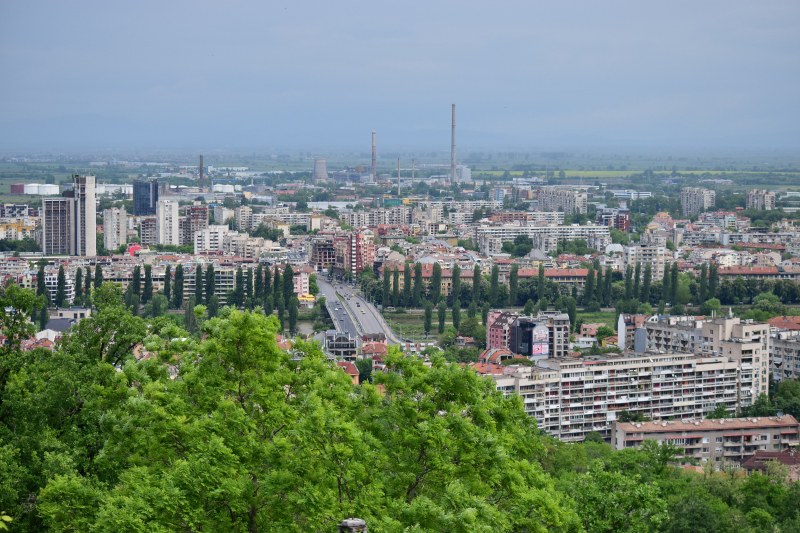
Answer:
[576, 311, 617, 328]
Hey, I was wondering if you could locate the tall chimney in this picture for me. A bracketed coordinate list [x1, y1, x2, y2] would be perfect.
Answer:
[397, 158, 401, 196]
[371, 130, 377, 182]
[199, 154, 204, 188]
[450, 104, 456, 183]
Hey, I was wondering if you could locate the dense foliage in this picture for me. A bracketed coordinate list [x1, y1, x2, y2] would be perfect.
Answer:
[1, 282, 798, 531]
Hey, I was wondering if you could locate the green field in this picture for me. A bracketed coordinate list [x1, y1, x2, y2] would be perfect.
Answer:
[576, 311, 617, 329]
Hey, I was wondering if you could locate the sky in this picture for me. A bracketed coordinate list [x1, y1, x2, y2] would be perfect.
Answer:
[1, 1, 799, 154]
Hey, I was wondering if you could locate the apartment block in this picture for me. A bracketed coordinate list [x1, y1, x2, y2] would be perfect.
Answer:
[194, 225, 231, 254]
[644, 315, 770, 398]
[747, 189, 776, 211]
[42, 198, 72, 255]
[537, 187, 588, 215]
[103, 207, 127, 252]
[771, 329, 800, 383]
[475, 223, 610, 255]
[623, 244, 669, 280]
[611, 416, 800, 466]
[595, 207, 631, 232]
[156, 199, 180, 246]
[681, 187, 716, 217]
[486, 351, 759, 442]
[180, 204, 209, 245]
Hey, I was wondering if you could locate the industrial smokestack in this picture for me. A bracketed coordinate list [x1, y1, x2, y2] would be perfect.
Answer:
[371, 130, 377, 182]
[312, 158, 329, 182]
[397, 158, 401, 196]
[199, 154, 204, 188]
[450, 104, 456, 183]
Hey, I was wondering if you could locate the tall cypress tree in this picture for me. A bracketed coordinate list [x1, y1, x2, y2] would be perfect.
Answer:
[595, 267, 603, 305]
[234, 267, 244, 307]
[142, 264, 153, 303]
[413, 262, 423, 307]
[670, 262, 679, 305]
[662, 264, 671, 305]
[173, 264, 184, 308]
[392, 267, 400, 307]
[708, 263, 719, 300]
[195, 265, 204, 305]
[604, 267, 613, 307]
[633, 263, 641, 301]
[624, 265, 633, 300]
[55, 265, 66, 308]
[288, 297, 298, 336]
[584, 266, 595, 306]
[273, 267, 281, 305]
[255, 265, 263, 302]
[537, 263, 546, 301]
[472, 264, 482, 304]
[489, 265, 499, 306]
[451, 264, 461, 306]
[93, 264, 103, 289]
[641, 264, 652, 304]
[164, 265, 172, 303]
[131, 266, 141, 296]
[509, 264, 519, 307]
[430, 263, 442, 304]
[699, 263, 708, 302]
[84, 265, 93, 302]
[283, 264, 294, 306]
[245, 268, 254, 308]
[263, 266, 272, 312]
[205, 264, 215, 305]
[423, 302, 433, 336]
[437, 301, 446, 333]
[74, 268, 83, 307]
[382, 267, 391, 306]
[403, 263, 412, 307]
[452, 299, 461, 331]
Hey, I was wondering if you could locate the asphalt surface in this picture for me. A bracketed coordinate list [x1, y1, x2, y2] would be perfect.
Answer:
[317, 278, 401, 344]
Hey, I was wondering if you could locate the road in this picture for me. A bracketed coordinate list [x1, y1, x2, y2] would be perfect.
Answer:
[317, 279, 361, 339]
[317, 278, 402, 344]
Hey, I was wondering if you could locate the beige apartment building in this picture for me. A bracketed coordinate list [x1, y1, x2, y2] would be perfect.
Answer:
[487, 351, 757, 442]
[644, 315, 770, 399]
[537, 187, 588, 215]
[611, 415, 800, 466]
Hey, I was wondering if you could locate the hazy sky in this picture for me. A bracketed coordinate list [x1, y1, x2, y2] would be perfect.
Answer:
[1, 1, 799, 153]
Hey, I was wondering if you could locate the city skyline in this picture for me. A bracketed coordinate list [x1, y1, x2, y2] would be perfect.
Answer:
[1, 1, 799, 152]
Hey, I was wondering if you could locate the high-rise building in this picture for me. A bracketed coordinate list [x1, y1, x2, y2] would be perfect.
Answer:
[42, 175, 96, 256]
[156, 199, 180, 245]
[180, 204, 209, 245]
[42, 198, 72, 255]
[747, 189, 776, 211]
[70, 175, 96, 256]
[133, 179, 159, 215]
[537, 187, 588, 214]
[681, 187, 715, 217]
[103, 207, 127, 252]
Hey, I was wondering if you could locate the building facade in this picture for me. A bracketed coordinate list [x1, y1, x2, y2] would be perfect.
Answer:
[611, 416, 800, 466]
[133, 179, 159, 216]
[103, 207, 127, 252]
[156, 199, 181, 246]
[681, 187, 716, 217]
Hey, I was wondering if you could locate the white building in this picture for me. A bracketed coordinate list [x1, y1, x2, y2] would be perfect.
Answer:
[194, 225, 231, 254]
[103, 207, 127, 252]
[156, 199, 180, 246]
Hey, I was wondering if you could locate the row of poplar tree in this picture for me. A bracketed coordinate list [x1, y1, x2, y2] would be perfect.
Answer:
[33, 262, 303, 335]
